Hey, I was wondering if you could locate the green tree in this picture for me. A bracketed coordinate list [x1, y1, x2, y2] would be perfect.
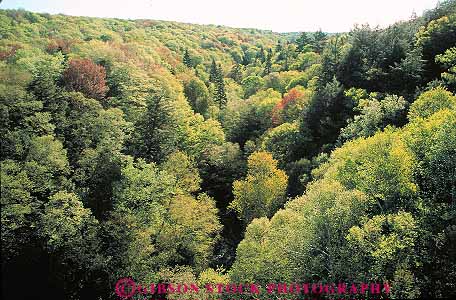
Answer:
[312, 29, 327, 53]
[322, 128, 417, 209]
[263, 48, 272, 75]
[183, 49, 192, 68]
[1, 159, 36, 261]
[408, 86, 456, 120]
[130, 90, 173, 162]
[209, 58, 218, 83]
[241, 75, 264, 98]
[220, 89, 281, 146]
[230, 180, 372, 287]
[346, 212, 421, 298]
[229, 63, 243, 83]
[39, 191, 105, 298]
[213, 64, 228, 108]
[261, 122, 303, 166]
[184, 77, 210, 115]
[229, 151, 288, 225]
[296, 32, 312, 52]
[25, 135, 71, 196]
[107, 156, 221, 281]
[416, 14, 456, 82]
[255, 46, 266, 63]
[436, 47, 456, 90]
[404, 108, 456, 204]
[302, 77, 353, 154]
[339, 94, 408, 142]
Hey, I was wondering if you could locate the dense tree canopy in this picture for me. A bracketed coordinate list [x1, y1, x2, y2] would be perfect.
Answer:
[1, 1, 456, 299]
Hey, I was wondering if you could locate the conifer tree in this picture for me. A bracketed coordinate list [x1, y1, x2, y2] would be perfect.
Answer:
[209, 58, 218, 83]
[256, 46, 266, 63]
[214, 64, 227, 108]
[275, 40, 283, 52]
[263, 48, 273, 75]
[296, 32, 312, 52]
[313, 29, 327, 53]
[183, 49, 192, 67]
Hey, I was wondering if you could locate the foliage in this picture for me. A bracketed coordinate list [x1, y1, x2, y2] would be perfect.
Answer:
[220, 89, 281, 146]
[416, 14, 456, 81]
[1, 3, 455, 299]
[63, 58, 109, 100]
[184, 76, 210, 115]
[272, 86, 312, 125]
[231, 105, 456, 298]
[229, 151, 288, 225]
[241, 75, 264, 98]
[408, 86, 456, 120]
[436, 46, 456, 90]
[339, 94, 408, 142]
[260, 121, 302, 165]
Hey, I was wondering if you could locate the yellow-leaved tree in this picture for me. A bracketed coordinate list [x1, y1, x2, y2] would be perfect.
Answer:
[229, 151, 288, 225]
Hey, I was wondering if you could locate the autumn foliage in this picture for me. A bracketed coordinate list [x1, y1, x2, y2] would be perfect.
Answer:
[63, 58, 108, 99]
[271, 87, 305, 125]
[0, 44, 21, 61]
[2, 3, 456, 299]
[46, 38, 73, 54]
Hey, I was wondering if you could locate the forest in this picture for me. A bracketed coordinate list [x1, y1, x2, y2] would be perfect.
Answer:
[1, 1, 455, 299]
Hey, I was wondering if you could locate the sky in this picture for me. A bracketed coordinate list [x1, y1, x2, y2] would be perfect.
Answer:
[0, 0, 441, 32]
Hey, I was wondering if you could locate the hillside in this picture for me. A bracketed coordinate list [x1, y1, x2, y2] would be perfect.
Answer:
[1, 1, 456, 299]
[0, 9, 281, 76]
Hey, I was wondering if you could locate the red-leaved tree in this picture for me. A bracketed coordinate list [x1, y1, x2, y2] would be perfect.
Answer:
[63, 58, 108, 100]
[271, 88, 305, 125]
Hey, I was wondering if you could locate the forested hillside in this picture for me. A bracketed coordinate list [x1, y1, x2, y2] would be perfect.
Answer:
[1, 1, 456, 299]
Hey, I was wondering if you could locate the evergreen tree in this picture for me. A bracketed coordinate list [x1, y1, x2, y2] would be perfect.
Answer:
[132, 90, 172, 162]
[263, 48, 273, 76]
[313, 29, 328, 53]
[296, 32, 312, 52]
[214, 64, 227, 108]
[241, 48, 252, 66]
[256, 46, 266, 63]
[275, 40, 283, 52]
[282, 54, 289, 71]
[209, 58, 218, 83]
[276, 45, 287, 62]
[183, 49, 192, 68]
